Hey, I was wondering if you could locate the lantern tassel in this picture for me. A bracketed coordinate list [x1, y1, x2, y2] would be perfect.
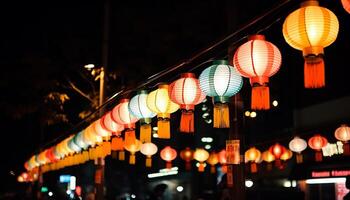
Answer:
[250, 163, 258, 173]
[221, 165, 227, 173]
[304, 57, 325, 88]
[266, 163, 272, 171]
[210, 166, 216, 174]
[157, 120, 170, 139]
[125, 130, 136, 147]
[213, 103, 230, 128]
[119, 151, 125, 161]
[198, 163, 205, 172]
[251, 86, 270, 110]
[140, 124, 151, 143]
[344, 143, 350, 156]
[129, 154, 136, 165]
[275, 159, 281, 167]
[146, 157, 152, 167]
[315, 151, 323, 162]
[166, 161, 172, 169]
[111, 151, 117, 159]
[180, 110, 194, 133]
[296, 153, 303, 164]
[185, 161, 191, 171]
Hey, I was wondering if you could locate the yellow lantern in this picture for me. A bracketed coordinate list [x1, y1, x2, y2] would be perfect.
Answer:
[245, 147, 261, 173]
[193, 148, 209, 172]
[147, 84, 179, 139]
[207, 152, 219, 173]
[124, 139, 141, 165]
[140, 142, 158, 167]
[262, 150, 275, 171]
[283, 0, 339, 88]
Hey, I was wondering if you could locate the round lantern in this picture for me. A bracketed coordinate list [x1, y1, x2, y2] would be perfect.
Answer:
[102, 111, 124, 135]
[124, 139, 141, 165]
[140, 142, 158, 167]
[218, 149, 227, 173]
[180, 147, 194, 170]
[207, 152, 219, 173]
[234, 34, 281, 110]
[335, 124, 350, 155]
[68, 136, 82, 153]
[147, 84, 179, 139]
[342, 0, 350, 14]
[75, 131, 89, 150]
[280, 150, 293, 161]
[308, 134, 328, 162]
[129, 90, 157, 143]
[289, 136, 307, 163]
[199, 60, 243, 128]
[169, 73, 206, 133]
[194, 148, 209, 172]
[269, 143, 286, 167]
[160, 146, 177, 168]
[283, 0, 339, 88]
[245, 147, 261, 173]
[111, 137, 125, 160]
[94, 118, 111, 138]
[262, 150, 275, 171]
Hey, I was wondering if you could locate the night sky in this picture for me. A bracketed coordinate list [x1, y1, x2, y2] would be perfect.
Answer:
[1, 0, 350, 194]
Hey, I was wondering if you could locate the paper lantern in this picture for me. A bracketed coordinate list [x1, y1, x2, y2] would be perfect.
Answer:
[283, 0, 339, 88]
[234, 35, 281, 110]
[262, 150, 275, 171]
[342, 0, 350, 13]
[94, 118, 111, 138]
[147, 84, 179, 139]
[218, 149, 227, 173]
[129, 90, 157, 143]
[140, 142, 158, 167]
[308, 134, 328, 162]
[280, 150, 293, 161]
[102, 111, 124, 135]
[245, 147, 261, 173]
[199, 60, 243, 128]
[289, 136, 307, 163]
[269, 143, 286, 167]
[124, 139, 141, 164]
[180, 147, 194, 170]
[194, 148, 209, 172]
[335, 124, 350, 155]
[160, 146, 177, 168]
[111, 137, 125, 160]
[169, 73, 206, 133]
[68, 136, 82, 153]
[75, 131, 89, 150]
[207, 152, 219, 173]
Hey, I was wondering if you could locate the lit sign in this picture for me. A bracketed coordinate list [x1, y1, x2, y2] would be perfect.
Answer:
[68, 176, 76, 190]
[59, 175, 71, 183]
[148, 167, 178, 178]
[312, 170, 350, 178]
[322, 142, 343, 157]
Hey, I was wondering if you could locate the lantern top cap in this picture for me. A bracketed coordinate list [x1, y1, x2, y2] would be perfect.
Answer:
[301, 0, 319, 7]
[119, 98, 129, 103]
[158, 83, 169, 89]
[213, 60, 229, 65]
[248, 34, 265, 41]
[181, 73, 196, 78]
[340, 124, 349, 127]
[137, 90, 148, 95]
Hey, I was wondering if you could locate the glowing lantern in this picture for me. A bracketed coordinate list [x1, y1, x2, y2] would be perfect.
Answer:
[129, 90, 156, 143]
[308, 134, 328, 162]
[282, 0, 339, 88]
[199, 60, 243, 128]
[262, 150, 275, 171]
[342, 0, 350, 13]
[207, 152, 219, 173]
[335, 124, 350, 155]
[75, 131, 89, 150]
[169, 73, 206, 133]
[180, 147, 194, 170]
[147, 84, 179, 139]
[234, 35, 281, 110]
[218, 149, 227, 173]
[269, 143, 286, 167]
[140, 142, 158, 167]
[280, 149, 293, 161]
[245, 147, 261, 173]
[94, 118, 111, 138]
[68, 136, 82, 153]
[124, 139, 141, 164]
[111, 137, 125, 160]
[193, 148, 209, 172]
[160, 146, 177, 168]
[289, 136, 307, 163]
[102, 111, 124, 135]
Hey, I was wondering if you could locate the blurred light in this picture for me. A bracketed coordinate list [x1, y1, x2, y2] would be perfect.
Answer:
[272, 100, 278, 107]
[9, 171, 15, 176]
[152, 127, 158, 131]
[69, 176, 76, 190]
[84, 64, 95, 69]
[41, 187, 48, 193]
[250, 111, 257, 118]
[66, 190, 72, 195]
[245, 111, 251, 117]
[202, 112, 209, 118]
[205, 144, 211, 150]
[201, 105, 208, 111]
[59, 175, 71, 183]
[205, 119, 212, 124]
[148, 170, 178, 178]
[306, 178, 346, 184]
[176, 186, 184, 192]
[153, 133, 159, 138]
[196, 162, 207, 167]
[48, 192, 53, 197]
[283, 181, 291, 187]
[131, 194, 136, 199]
[202, 98, 207, 103]
[70, 193, 75, 199]
[245, 180, 253, 188]
[201, 137, 213, 143]
[292, 180, 297, 187]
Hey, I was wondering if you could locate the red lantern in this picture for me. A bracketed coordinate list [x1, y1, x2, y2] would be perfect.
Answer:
[218, 149, 227, 173]
[335, 124, 350, 155]
[169, 73, 206, 133]
[160, 146, 177, 169]
[102, 111, 124, 135]
[342, 0, 350, 14]
[245, 147, 261, 173]
[207, 152, 219, 173]
[234, 35, 282, 110]
[308, 134, 328, 162]
[269, 143, 286, 167]
[180, 147, 194, 170]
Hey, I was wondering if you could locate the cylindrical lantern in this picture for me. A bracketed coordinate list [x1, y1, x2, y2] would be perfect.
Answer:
[335, 124, 350, 155]
[193, 148, 209, 172]
[124, 139, 141, 165]
[218, 149, 227, 173]
[245, 147, 261, 173]
[207, 152, 219, 173]
[140, 142, 158, 167]
[289, 136, 307, 163]
[283, 0, 339, 88]
[199, 60, 243, 128]
[180, 147, 194, 170]
[129, 90, 157, 143]
[147, 84, 179, 139]
[169, 73, 206, 133]
[308, 134, 328, 162]
[262, 150, 275, 171]
[160, 146, 177, 168]
[269, 143, 286, 167]
[102, 112, 124, 135]
[111, 137, 125, 160]
[234, 35, 281, 110]
[342, 0, 350, 14]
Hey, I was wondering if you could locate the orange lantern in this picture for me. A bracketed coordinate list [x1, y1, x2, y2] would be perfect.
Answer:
[140, 142, 158, 167]
[308, 134, 328, 162]
[283, 0, 339, 88]
[269, 143, 286, 167]
[342, 0, 350, 14]
[281, 150, 293, 161]
[160, 146, 177, 168]
[245, 147, 261, 173]
[207, 152, 219, 173]
[124, 139, 141, 164]
[335, 124, 350, 155]
[262, 150, 275, 171]
[180, 147, 194, 170]
[218, 149, 227, 173]
[194, 148, 209, 172]
[169, 73, 206, 133]
[289, 136, 307, 163]
[102, 111, 124, 135]
[111, 137, 125, 160]
[234, 35, 281, 110]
